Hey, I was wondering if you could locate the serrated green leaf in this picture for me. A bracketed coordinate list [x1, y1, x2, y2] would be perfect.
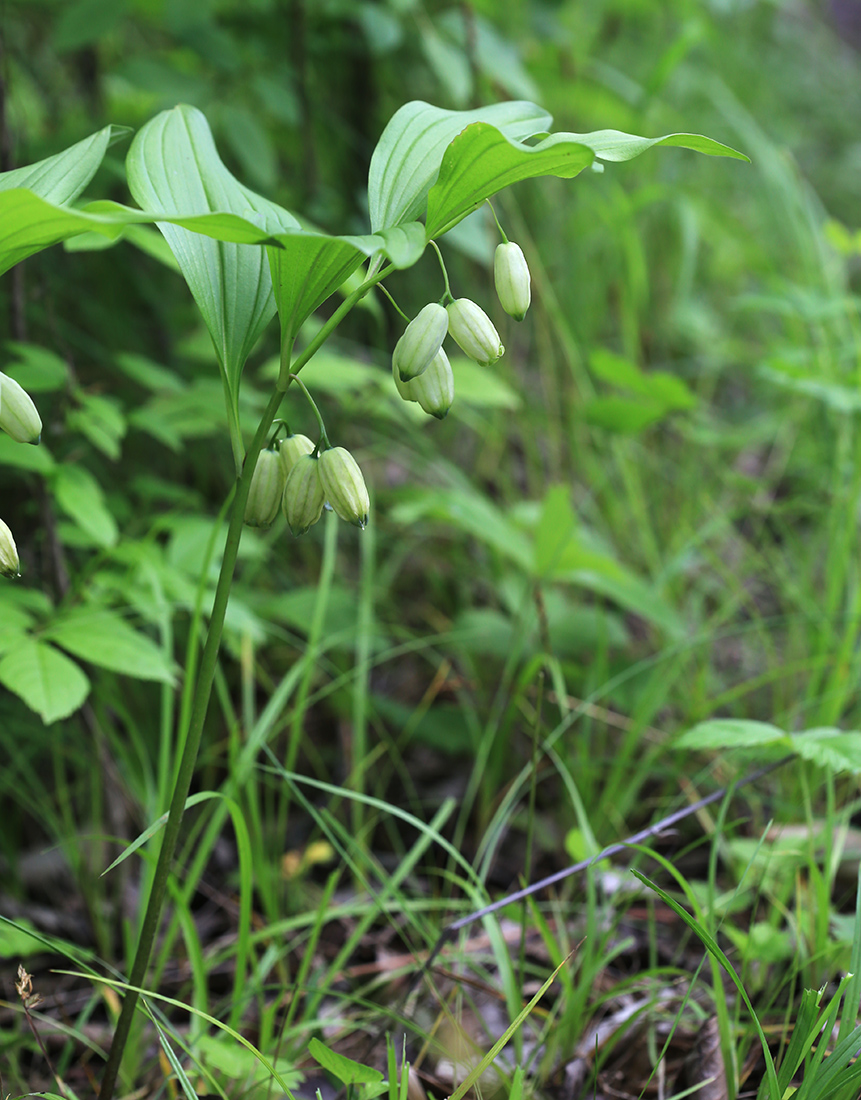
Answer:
[42, 608, 175, 683]
[0, 638, 89, 723]
[426, 123, 594, 238]
[793, 728, 861, 774]
[52, 465, 118, 547]
[676, 719, 790, 750]
[368, 99, 552, 231]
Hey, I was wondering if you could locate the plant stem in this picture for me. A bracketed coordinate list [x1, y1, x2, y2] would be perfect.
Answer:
[102, 260, 395, 1099]
[99, 384, 285, 1100]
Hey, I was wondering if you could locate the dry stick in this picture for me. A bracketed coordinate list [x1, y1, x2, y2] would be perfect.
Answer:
[369, 753, 794, 1053]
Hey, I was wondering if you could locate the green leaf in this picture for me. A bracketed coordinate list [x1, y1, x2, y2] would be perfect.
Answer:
[66, 393, 126, 460]
[267, 222, 425, 345]
[52, 464, 118, 547]
[534, 484, 577, 578]
[308, 1037, 384, 1086]
[793, 728, 861, 774]
[425, 121, 746, 239]
[368, 99, 552, 231]
[0, 431, 55, 473]
[53, 0, 131, 52]
[559, 562, 684, 638]
[426, 123, 594, 238]
[4, 342, 70, 392]
[194, 1033, 301, 1086]
[42, 608, 176, 683]
[0, 638, 89, 723]
[450, 356, 521, 409]
[0, 917, 45, 960]
[0, 124, 123, 205]
[589, 348, 696, 413]
[0, 190, 126, 278]
[582, 396, 668, 433]
[125, 104, 289, 423]
[676, 719, 790, 750]
[391, 487, 533, 572]
[567, 128, 749, 164]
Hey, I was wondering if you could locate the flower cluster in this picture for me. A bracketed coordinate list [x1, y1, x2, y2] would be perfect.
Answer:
[244, 433, 370, 538]
[0, 371, 42, 579]
[390, 237, 531, 420]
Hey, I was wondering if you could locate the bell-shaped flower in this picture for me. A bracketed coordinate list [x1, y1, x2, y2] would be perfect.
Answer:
[244, 447, 286, 527]
[0, 372, 42, 444]
[278, 433, 315, 477]
[494, 242, 531, 321]
[0, 518, 20, 578]
[318, 446, 369, 529]
[282, 453, 325, 536]
[394, 348, 454, 419]
[445, 299, 504, 366]
[394, 302, 448, 381]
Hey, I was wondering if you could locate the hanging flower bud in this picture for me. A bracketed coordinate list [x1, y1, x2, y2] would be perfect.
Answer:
[445, 299, 504, 366]
[0, 372, 42, 444]
[318, 447, 369, 529]
[494, 242, 531, 321]
[278, 433, 315, 477]
[394, 302, 448, 381]
[0, 518, 20, 578]
[394, 348, 454, 419]
[282, 453, 325, 536]
[244, 447, 286, 527]
[392, 357, 416, 403]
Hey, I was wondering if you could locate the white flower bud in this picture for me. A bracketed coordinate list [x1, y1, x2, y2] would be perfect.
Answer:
[318, 447, 369, 529]
[395, 302, 448, 381]
[244, 447, 286, 527]
[494, 242, 531, 321]
[278, 433, 315, 477]
[0, 518, 20, 578]
[445, 299, 504, 366]
[282, 453, 325, 536]
[0, 372, 42, 444]
[394, 348, 454, 419]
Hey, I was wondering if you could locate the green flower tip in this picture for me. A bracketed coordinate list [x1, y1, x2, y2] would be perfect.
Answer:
[0, 518, 21, 578]
[0, 372, 42, 445]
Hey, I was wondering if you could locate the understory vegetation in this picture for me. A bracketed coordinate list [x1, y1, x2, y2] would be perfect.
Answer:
[2, 3, 861, 1099]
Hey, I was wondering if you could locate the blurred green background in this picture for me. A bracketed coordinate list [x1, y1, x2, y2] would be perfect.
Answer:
[3, 0, 861, 1090]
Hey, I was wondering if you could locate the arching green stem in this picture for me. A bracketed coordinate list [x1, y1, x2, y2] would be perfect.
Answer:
[288, 373, 331, 450]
